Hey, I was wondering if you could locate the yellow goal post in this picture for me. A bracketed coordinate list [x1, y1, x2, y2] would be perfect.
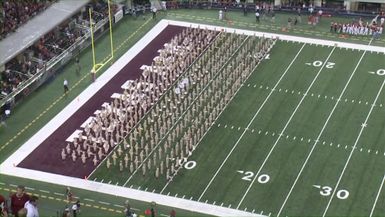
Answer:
[89, 0, 114, 75]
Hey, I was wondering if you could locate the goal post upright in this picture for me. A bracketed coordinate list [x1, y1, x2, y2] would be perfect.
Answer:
[107, 0, 114, 60]
[89, 7, 97, 72]
[89, 0, 114, 75]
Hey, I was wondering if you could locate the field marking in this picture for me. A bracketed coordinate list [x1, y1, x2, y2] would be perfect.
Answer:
[217, 123, 384, 159]
[159, 39, 271, 194]
[123, 34, 249, 187]
[197, 43, 307, 202]
[39, 189, 50, 194]
[247, 83, 382, 108]
[90, 29, 224, 180]
[237, 46, 336, 209]
[277, 44, 370, 216]
[369, 173, 385, 217]
[322, 77, 385, 216]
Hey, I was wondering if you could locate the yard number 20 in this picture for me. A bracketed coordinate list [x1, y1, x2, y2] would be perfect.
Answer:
[312, 61, 335, 69]
[240, 171, 270, 184]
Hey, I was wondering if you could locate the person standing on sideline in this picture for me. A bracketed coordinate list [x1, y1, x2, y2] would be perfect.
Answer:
[169, 209, 176, 217]
[124, 200, 132, 217]
[255, 11, 260, 23]
[24, 196, 39, 217]
[91, 68, 96, 82]
[219, 9, 223, 20]
[10, 185, 30, 217]
[152, 7, 157, 19]
[63, 79, 69, 94]
[75, 57, 81, 76]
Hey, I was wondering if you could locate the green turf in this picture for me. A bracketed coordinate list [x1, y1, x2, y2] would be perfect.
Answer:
[90, 35, 385, 216]
[1, 8, 385, 217]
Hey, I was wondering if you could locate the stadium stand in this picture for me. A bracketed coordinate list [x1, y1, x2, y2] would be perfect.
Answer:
[0, 0, 57, 40]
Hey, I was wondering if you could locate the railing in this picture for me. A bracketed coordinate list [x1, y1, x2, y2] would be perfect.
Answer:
[0, 17, 109, 109]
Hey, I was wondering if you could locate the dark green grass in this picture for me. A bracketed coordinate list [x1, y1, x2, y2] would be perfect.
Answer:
[92, 43, 385, 216]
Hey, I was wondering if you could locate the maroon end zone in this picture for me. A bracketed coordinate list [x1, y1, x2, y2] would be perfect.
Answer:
[18, 25, 185, 178]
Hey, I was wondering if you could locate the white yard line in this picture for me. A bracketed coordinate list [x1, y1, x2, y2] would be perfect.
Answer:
[369, 173, 385, 217]
[53, 192, 65, 196]
[236, 46, 336, 209]
[99, 201, 111, 205]
[39, 189, 50, 194]
[322, 76, 385, 217]
[123, 35, 250, 187]
[276, 41, 371, 217]
[197, 43, 307, 202]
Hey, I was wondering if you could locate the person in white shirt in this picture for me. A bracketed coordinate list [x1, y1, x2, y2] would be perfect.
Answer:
[24, 196, 39, 217]
[219, 10, 223, 20]
[152, 7, 157, 19]
[63, 79, 69, 94]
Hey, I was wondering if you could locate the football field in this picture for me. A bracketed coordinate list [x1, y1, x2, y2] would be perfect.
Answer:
[2, 18, 385, 217]
[90, 34, 385, 216]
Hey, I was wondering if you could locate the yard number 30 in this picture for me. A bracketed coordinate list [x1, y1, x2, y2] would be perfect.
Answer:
[316, 185, 349, 200]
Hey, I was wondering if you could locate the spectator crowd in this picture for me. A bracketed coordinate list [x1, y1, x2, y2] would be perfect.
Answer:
[0, 0, 57, 40]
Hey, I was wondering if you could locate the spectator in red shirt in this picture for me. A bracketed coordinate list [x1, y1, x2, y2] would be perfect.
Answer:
[0, 194, 8, 217]
[10, 185, 30, 217]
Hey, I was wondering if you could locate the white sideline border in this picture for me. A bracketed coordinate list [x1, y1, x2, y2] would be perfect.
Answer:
[1, 19, 383, 217]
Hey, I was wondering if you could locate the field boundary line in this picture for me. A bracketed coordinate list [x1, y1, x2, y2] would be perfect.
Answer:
[322, 63, 385, 216]
[236, 46, 336, 209]
[166, 20, 385, 54]
[276, 39, 371, 217]
[0, 20, 168, 168]
[197, 43, 307, 201]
